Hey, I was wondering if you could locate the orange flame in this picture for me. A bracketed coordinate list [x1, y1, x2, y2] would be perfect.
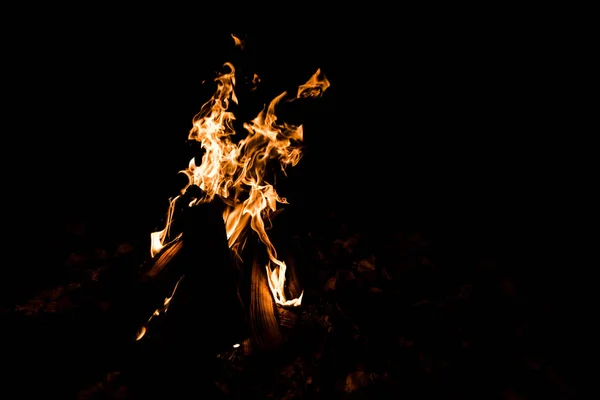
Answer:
[231, 34, 245, 49]
[136, 275, 185, 341]
[150, 62, 329, 307]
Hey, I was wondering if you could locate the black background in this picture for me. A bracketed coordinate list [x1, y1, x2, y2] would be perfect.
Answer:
[4, 27, 569, 303]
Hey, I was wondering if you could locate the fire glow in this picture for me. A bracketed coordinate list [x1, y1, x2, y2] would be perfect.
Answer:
[149, 45, 330, 309]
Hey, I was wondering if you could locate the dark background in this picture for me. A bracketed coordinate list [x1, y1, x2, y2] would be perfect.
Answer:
[4, 29, 569, 304]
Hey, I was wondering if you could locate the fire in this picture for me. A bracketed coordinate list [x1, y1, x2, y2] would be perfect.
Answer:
[149, 47, 329, 308]
[231, 33, 245, 49]
[136, 275, 185, 341]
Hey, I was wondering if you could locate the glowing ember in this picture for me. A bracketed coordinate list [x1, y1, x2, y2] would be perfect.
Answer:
[150, 37, 329, 308]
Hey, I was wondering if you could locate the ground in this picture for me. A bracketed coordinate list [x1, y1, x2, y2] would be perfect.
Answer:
[3, 206, 576, 400]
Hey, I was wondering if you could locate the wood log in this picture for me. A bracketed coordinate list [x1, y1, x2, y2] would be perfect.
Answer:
[176, 191, 249, 353]
[141, 238, 183, 281]
[249, 253, 282, 351]
[114, 185, 248, 351]
[277, 305, 299, 330]
[111, 244, 185, 340]
[285, 254, 303, 301]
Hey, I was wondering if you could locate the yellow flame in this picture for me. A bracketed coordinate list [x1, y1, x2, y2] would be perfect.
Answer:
[150, 63, 329, 307]
[135, 326, 146, 341]
[136, 275, 185, 341]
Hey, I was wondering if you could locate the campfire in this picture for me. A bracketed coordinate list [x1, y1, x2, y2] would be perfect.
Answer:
[8, 32, 575, 399]
[135, 34, 330, 350]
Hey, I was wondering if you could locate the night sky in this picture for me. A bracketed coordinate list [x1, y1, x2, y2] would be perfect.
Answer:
[12, 33, 340, 231]
[6, 29, 565, 300]
[12, 32, 529, 218]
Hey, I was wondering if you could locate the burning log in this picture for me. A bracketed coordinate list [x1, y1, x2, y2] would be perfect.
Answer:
[250, 253, 283, 351]
[132, 185, 248, 352]
[277, 305, 299, 330]
[241, 231, 307, 349]
[284, 254, 303, 302]
[275, 255, 303, 333]
[141, 239, 183, 281]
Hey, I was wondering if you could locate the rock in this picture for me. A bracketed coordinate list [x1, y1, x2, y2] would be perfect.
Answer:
[57, 295, 72, 312]
[343, 234, 361, 253]
[115, 243, 134, 256]
[343, 371, 370, 393]
[44, 301, 57, 313]
[65, 253, 87, 267]
[93, 248, 109, 259]
[356, 256, 375, 272]
[324, 275, 337, 291]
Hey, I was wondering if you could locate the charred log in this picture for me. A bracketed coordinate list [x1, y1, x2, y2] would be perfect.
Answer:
[173, 189, 249, 352]
[122, 186, 250, 398]
[117, 185, 248, 352]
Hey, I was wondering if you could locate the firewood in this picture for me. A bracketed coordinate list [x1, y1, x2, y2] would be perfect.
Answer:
[284, 255, 303, 301]
[250, 254, 282, 351]
[169, 190, 248, 351]
[277, 305, 299, 330]
[141, 238, 183, 281]
[121, 187, 248, 348]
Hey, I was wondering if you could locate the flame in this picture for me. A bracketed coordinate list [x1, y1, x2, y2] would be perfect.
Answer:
[249, 73, 260, 92]
[231, 34, 245, 49]
[297, 68, 330, 98]
[150, 63, 329, 307]
[136, 275, 185, 341]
